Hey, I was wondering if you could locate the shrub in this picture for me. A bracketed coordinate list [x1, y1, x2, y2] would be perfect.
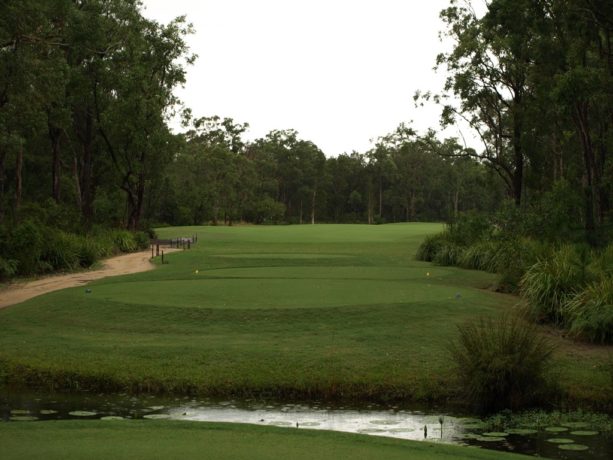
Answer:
[520, 245, 589, 324]
[563, 277, 613, 344]
[416, 232, 448, 262]
[447, 211, 491, 246]
[449, 314, 555, 413]
[588, 244, 613, 279]
[133, 231, 150, 250]
[42, 231, 81, 271]
[433, 242, 464, 266]
[0, 256, 17, 279]
[459, 240, 498, 272]
[110, 230, 137, 253]
[7, 220, 46, 275]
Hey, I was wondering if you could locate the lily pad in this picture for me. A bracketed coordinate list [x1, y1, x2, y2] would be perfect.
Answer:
[558, 444, 589, 451]
[370, 419, 400, 425]
[69, 411, 97, 417]
[40, 410, 58, 415]
[143, 414, 171, 420]
[570, 430, 599, 436]
[475, 436, 506, 442]
[547, 438, 574, 444]
[101, 416, 124, 420]
[483, 432, 509, 437]
[545, 426, 568, 433]
[506, 428, 538, 435]
[10, 416, 38, 421]
[561, 422, 589, 429]
[10, 409, 30, 415]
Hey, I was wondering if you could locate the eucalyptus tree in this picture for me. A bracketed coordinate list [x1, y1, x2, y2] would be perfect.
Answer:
[433, 0, 541, 205]
[93, 6, 194, 229]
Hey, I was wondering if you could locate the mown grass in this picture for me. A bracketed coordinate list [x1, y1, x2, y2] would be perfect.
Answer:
[0, 420, 526, 460]
[0, 223, 610, 406]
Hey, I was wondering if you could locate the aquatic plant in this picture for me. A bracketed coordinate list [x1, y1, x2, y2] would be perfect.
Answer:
[448, 314, 555, 413]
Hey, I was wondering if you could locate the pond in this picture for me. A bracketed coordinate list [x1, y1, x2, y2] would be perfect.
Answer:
[1, 389, 611, 459]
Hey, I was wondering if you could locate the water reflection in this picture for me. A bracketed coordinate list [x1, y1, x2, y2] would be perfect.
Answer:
[1, 389, 611, 460]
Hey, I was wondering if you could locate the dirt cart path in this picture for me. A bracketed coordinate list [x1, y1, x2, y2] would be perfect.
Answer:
[0, 248, 181, 309]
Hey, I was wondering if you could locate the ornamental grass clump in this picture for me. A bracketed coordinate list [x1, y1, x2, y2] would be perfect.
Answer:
[520, 245, 588, 324]
[563, 277, 613, 344]
[449, 314, 555, 413]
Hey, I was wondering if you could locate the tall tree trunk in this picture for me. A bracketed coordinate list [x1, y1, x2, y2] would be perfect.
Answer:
[15, 142, 23, 215]
[378, 176, 383, 216]
[49, 123, 62, 202]
[75, 107, 95, 228]
[299, 199, 303, 224]
[574, 102, 597, 243]
[73, 153, 82, 210]
[0, 146, 5, 223]
[311, 188, 316, 224]
[512, 99, 524, 206]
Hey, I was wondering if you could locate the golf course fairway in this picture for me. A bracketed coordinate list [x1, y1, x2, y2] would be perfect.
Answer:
[0, 224, 609, 404]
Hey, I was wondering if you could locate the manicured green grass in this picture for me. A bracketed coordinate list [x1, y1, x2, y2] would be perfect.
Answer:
[0, 223, 610, 404]
[0, 420, 526, 460]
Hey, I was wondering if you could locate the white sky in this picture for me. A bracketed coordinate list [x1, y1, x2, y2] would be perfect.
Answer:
[141, 0, 478, 156]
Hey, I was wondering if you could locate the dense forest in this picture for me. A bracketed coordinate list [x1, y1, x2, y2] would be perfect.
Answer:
[0, 0, 612, 279]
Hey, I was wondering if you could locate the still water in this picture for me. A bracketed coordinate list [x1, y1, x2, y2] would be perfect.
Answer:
[1, 389, 611, 459]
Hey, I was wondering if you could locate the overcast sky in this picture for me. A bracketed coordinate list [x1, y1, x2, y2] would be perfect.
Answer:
[141, 0, 477, 156]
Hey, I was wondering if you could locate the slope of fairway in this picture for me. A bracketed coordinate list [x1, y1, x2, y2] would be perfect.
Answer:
[0, 223, 609, 403]
[0, 420, 526, 460]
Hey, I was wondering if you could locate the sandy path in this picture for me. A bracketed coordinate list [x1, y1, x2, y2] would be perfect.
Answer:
[0, 248, 182, 309]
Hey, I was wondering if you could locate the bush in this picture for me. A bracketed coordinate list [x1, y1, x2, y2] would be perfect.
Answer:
[110, 230, 138, 253]
[563, 277, 613, 344]
[416, 232, 448, 262]
[459, 240, 499, 272]
[42, 231, 82, 271]
[133, 231, 150, 250]
[7, 220, 46, 275]
[449, 314, 555, 413]
[447, 211, 491, 246]
[520, 245, 589, 324]
[0, 256, 17, 279]
[433, 242, 464, 266]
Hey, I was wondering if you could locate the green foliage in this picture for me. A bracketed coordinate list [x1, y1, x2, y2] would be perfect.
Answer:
[449, 314, 555, 413]
[42, 231, 82, 271]
[7, 220, 46, 274]
[563, 277, 613, 344]
[415, 232, 447, 262]
[133, 231, 151, 250]
[0, 256, 18, 278]
[520, 246, 589, 324]
[447, 212, 491, 246]
[109, 230, 138, 253]
[433, 242, 464, 266]
[459, 240, 499, 272]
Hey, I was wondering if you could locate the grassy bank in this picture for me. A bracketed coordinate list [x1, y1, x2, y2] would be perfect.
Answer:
[0, 420, 526, 460]
[0, 224, 610, 406]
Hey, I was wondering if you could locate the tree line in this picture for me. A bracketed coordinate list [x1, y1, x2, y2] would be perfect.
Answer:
[1, 0, 611, 245]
